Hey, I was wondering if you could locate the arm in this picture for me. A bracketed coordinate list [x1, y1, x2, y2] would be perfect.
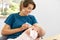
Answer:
[1, 24, 29, 36]
[33, 23, 41, 27]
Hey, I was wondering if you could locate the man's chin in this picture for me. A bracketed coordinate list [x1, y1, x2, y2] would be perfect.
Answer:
[23, 13, 28, 16]
[26, 14, 28, 16]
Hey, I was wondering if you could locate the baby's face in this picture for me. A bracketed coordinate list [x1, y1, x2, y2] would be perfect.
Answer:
[31, 26, 41, 34]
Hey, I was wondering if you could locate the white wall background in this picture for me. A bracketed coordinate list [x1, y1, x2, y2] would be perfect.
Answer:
[31, 0, 60, 37]
[0, 0, 60, 38]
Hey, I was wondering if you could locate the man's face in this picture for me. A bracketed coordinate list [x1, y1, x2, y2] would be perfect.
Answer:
[22, 4, 34, 16]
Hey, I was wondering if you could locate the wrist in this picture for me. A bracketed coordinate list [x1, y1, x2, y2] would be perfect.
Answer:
[20, 26, 24, 31]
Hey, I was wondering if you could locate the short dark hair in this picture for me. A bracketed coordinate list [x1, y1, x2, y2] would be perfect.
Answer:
[20, 0, 36, 11]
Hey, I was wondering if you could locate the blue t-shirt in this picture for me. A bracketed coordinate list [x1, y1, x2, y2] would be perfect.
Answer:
[4, 12, 37, 39]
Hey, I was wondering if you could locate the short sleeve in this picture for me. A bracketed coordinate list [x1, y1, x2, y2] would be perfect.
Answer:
[30, 15, 38, 25]
[4, 14, 14, 26]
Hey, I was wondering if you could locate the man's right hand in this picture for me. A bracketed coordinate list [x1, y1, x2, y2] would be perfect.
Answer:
[21, 24, 30, 30]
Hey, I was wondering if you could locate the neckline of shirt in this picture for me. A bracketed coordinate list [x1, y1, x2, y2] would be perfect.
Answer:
[18, 12, 28, 17]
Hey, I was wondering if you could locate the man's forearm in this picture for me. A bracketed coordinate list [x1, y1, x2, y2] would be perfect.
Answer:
[2, 27, 24, 36]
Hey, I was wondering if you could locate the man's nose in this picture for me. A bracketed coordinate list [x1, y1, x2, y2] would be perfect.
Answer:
[28, 10, 32, 13]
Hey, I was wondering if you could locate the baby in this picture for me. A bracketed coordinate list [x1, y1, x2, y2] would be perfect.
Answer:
[18, 26, 40, 40]
[7, 26, 41, 40]
[8, 23, 42, 40]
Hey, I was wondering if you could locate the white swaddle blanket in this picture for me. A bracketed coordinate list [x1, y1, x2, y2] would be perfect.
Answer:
[8, 33, 32, 40]
[8, 29, 38, 40]
[30, 29, 38, 39]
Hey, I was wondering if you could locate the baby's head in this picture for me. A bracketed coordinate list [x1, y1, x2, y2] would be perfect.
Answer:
[32, 26, 45, 38]
[29, 26, 41, 39]
[31, 26, 41, 36]
[33, 26, 40, 33]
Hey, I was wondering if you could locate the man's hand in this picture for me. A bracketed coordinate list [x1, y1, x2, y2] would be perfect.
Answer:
[21, 24, 30, 30]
